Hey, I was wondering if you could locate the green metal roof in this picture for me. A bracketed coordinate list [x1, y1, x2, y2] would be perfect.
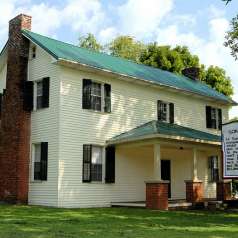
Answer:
[22, 29, 235, 105]
[108, 121, 221, 144]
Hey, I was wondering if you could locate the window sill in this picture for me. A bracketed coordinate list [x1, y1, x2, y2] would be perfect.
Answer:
[207, 128, 221, 132]
[30, 180, 45, 183]
[83, 108, 111, 115]
[83, 181, 104, 184]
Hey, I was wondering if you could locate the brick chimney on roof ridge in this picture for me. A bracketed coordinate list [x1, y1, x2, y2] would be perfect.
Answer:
[0, 14, 32, 203]
[182, 67, 200, 81]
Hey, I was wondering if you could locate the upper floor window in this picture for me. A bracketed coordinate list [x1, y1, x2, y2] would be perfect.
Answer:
[23, 77, 50, 112]
[36, 81, 43, 109]
[157, 100, 174, 124]
[34, 77, 50, 110]
[31, 46, 36, 59]
[82, 79, 111, 113]
[206, 106, 222, 130]
[32, 142, 48, 181]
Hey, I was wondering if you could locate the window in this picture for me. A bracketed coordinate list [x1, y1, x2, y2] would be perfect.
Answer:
[206, 106, 222, 130]
[31, 46, 36, 59]
[208, 156, 219, 182]
[33, 77, 50, 110]
[158, 100, 174, 123]
[82, 79, 111, 113]
[32, 142, 48, 181]
[83, 145, 103, 182]
[36, 81, 43, 109]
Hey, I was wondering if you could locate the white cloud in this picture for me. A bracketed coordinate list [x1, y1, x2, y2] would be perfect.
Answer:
[98, 27, 118, 43]
[63, 0, 105, 35]
[117, 0, 173, 38]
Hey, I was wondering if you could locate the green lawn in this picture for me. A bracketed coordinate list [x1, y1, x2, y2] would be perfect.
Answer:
[0, 205, 238, 238]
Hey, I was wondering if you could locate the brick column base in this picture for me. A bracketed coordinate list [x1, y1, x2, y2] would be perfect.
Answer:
[145, 181, 169, 210]
[185, 180, 203, 203]
[217, 181, 232, 201]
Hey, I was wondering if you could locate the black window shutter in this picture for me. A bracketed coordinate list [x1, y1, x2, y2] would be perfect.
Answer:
[105, 146, 115, 183]
[169, 103, 174, 124]
[82, 79, 92, 109]
[104, 84, 111, 113]
[23, 81, 34, 111]
[42, 77, 50, 108]
[206, 106, 212, 128]
[83, 144, 92, 182]
[218, 109, 222, 130]
[40, 142, 48, 181]
[157, 100, 163, 121]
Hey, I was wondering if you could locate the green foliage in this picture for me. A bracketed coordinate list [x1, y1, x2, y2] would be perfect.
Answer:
[108, 36, 145, 62]
[140, 44, 200, 74]
[79, 33, 102, 52]
[203, 66, 234, 97]
[225, 15, 238, 60]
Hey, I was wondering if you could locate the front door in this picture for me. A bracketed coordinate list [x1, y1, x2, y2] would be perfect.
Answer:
[161, 160, 171, 198]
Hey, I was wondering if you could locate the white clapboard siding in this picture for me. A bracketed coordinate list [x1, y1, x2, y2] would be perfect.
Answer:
[28, 43, 60, 207]
[57, 66, 228, 207]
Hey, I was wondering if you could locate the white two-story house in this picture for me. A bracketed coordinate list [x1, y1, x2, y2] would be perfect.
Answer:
[0, 14, 236, 209]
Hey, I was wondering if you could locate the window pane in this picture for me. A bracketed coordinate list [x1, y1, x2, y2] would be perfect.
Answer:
[159, 102, 167, 122]
[91, 82, 101, 111]
[34, 144, 41, 180]
[92, 146, 102, 164]
[91, 146, 102, 182]
[91, 164, 102, 181]
[36, 81, 43, 109]
[91, 95, 101, 111]
[37, 81, 43, 96]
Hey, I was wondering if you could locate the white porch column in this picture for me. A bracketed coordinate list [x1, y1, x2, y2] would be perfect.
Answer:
[192, 148, 198, 181]
[153, 143, 161, 180]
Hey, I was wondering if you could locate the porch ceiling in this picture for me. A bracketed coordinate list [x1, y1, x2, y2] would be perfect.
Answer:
[107, 121, 221, 146]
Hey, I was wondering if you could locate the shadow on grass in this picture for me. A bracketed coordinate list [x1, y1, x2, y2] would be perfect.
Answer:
[0, 205, 238, 238]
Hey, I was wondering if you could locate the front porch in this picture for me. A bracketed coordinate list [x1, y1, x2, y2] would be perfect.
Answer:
[107, 121, 232, 210]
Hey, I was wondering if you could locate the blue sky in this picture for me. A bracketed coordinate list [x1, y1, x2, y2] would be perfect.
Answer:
[0, 0, 238, 117]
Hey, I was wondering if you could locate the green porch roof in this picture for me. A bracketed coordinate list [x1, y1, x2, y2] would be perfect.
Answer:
[21, 30, 236, 105]
[107, 121, 221, 144]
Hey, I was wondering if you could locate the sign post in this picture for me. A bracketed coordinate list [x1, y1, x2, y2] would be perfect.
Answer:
[222, 121, 238, 179]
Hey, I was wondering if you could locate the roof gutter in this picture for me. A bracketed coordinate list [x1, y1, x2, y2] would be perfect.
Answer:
[106, 133, 221, 146]
[57, 58, 237, 106]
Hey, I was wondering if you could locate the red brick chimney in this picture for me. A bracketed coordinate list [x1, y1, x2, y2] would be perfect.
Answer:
[0, 14, 32, 203]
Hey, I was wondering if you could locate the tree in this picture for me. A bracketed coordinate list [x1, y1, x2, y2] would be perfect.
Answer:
[203, 66, 233, 97]
[108, 36, 145, 62]
[140, 44, 200, 74]
[224, 15, 238, 60]
[222, 0, 232, 4]
[79, 33, 102, 52]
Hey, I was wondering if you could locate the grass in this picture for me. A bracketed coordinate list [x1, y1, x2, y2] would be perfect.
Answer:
[0, 205, 238, 238]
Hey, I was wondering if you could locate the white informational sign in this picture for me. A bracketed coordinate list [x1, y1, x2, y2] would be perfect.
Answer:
[222, 121, 238, 178]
